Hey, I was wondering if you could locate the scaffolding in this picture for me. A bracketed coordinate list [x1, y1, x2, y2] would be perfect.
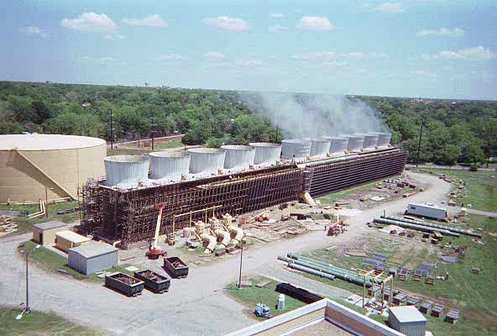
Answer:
[80, 148, 407, 248]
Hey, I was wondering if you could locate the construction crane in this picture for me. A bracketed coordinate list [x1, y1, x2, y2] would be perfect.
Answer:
[146, 203, 167, 259]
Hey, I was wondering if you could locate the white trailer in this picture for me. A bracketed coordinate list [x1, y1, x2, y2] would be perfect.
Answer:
[405, 203, 447, 221]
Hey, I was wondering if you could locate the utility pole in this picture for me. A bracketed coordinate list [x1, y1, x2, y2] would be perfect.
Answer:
[237, 239, 244, 289]
[109, 108, 114, 150]
[25, 251, 30, 313]
[44, 186, 48, 218]
[18, 245, 40, 319]
[416, 121, 424, 168]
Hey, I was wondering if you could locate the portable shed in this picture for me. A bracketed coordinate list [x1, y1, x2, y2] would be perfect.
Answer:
[388, 306, 427, 336]
[68, 241, 118, 275]
[32, 221, 67, 246]
[55, 230, 90, 252]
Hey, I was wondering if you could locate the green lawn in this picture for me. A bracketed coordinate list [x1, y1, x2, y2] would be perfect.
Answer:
[18, 240, 131, 283]
[0, 201, 80, 236]
[417, 168, 497, 212]
[0, 306, 102, 336]
[299, 215, 497, 335]
[317, 180, 380, 205]
[225, 278, 306, 319]
[396, 215, 497, 335]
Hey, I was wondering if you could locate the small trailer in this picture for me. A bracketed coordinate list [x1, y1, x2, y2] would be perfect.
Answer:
[405, 203, 447, 221]
[134, 270, 171, 294]
[163, 256, 189, 278]
[105, 272, 144, 297]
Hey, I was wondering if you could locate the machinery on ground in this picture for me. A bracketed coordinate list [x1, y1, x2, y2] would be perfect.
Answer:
[146, 203, 167, 259]
[254, 303, 272, 318]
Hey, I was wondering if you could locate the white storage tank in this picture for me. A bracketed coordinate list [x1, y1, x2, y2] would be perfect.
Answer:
[346, 135, 365, 152]
[187, 148, 226, 174]
[329, 137, 349, 154]
[363, 133, 379, 149]
[104, 155, 149, 187]
[376, 132, 392, 147]
[149, 151, 190, 179]
[310, 138, 331, 157]
[281, 139, 312, 160]
[249, 142, 282, 165]
[221, 145, 255, 169]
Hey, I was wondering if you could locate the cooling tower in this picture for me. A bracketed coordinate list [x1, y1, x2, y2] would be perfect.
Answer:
[376, 132, 392, 147]
[249, 142, 282, 165]
[346, 135, 365, 152]
[329, 137, 349, 154]
[149, 151, 190, 179]
[281, 139, 312, 160]
[363, 133, 379, 149]
[221, 145, 255, 169]
[310, 138, 331, 157]
[104, 155, 149, 187]
[187, 148, 226, 174]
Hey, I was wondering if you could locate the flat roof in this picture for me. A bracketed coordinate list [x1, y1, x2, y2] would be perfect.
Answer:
[389, 306, 427, 323]
[33, 221, 66, 230]
[289, 320, 352, 336]
[0, 134, 105, 150]
[409, 203, 446, 210]
[68, 241, 117, 258]
[55, 230, 91, 244]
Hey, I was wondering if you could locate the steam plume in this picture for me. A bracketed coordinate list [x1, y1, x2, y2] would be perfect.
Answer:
[240, 92, 389, 138]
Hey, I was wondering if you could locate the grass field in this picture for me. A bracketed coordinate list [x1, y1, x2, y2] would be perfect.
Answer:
[226, 278, 306, 319]
[417, 168, 497, 212]
[225, 276, 388, 326]
[18, 240, 131, 283]
[309, 169, 497, 335]
[0, 306, 102, 336]
[317, 180, 379, 205]
[0, 201, 80, 236]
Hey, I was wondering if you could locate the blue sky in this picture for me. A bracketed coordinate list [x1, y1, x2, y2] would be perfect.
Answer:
[1, 0, 496, 100]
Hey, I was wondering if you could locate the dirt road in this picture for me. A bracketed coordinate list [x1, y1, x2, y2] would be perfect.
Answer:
[0, 172, 451, 336]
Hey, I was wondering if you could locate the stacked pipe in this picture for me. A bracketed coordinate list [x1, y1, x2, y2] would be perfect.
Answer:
[373, 217, 460, 237]
[279, 253, 373, 286]
[382, 216, 481, 238]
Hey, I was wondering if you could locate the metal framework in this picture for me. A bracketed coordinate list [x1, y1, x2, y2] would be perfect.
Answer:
[80, 148, 407, 248]
[304, 149, 407, 197]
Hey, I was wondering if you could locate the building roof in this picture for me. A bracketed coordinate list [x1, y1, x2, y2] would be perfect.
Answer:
[55, 230, 91, 244]
[389, 306, 427, 323]
[409, 202, 446, 211]
[68, 241, 117, 258]
[289, 320, 352, 336]
[226, 299, 404, 336]
[33, 221, 66, 231]
[0, 134, 105, 151]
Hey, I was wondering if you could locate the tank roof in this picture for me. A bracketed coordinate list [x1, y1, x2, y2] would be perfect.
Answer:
[104, 155, 148, 163]
[149, 151, 189, 158]
[282, 138, 311, 144]
[187, 147, 224, 154]
[0, 134, 105, 150]
[249, 142, 280, 147]
[221, 145, 253, 151]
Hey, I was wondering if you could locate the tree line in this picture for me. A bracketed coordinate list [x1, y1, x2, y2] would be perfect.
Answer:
[0, 81, 495, 165]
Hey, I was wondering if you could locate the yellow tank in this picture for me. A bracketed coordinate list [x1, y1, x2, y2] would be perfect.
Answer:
[0, 134, 106, 203]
